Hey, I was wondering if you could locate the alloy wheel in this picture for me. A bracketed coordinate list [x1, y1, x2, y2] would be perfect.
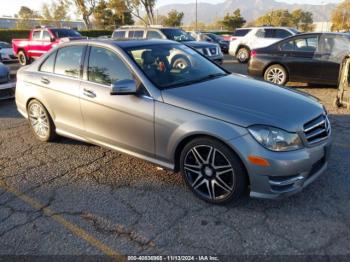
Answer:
[28, 103, 50, 139]
[184, 145, 235, 201]
[266, 67, 286, 85]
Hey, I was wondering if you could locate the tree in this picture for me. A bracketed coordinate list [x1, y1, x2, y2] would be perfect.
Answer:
[41, 0, 71, 26]
[125, 0, 156, 25]
[93, 0, 115, 29]
[254, 9, 313, 31]
[108, 0, 134, 27]
[218, 9, 246, 31]
[72, 0, 96, 29]
[331, 0, 350, 31]
[16, 6, 41, 29]
[162, 10, 184, 27]
[255, 9, 292, 27]
[291, 9, 313, 32]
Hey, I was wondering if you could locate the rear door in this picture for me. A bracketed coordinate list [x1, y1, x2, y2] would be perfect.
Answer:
[41, 30, 54, 53]
[282, 35, 321, 82]
[36, 45, 86, 135]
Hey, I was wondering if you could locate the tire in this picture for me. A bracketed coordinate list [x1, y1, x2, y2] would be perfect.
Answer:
[236, 47, 250, 63]
[27, 100, 56, 142]
[264, 64, 288, 86]
[180, 137, 247, 204]
[18, 50, 29, 66]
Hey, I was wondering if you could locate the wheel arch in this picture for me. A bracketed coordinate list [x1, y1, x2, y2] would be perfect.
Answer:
[26, 97, 56, 123]
[235, 45, 250, 55]
[173, 134, 250, 185]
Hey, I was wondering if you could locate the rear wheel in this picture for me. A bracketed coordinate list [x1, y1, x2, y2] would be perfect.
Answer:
[180, 137, 247, 204]
[27, 100, 56, 142]
[18, 51, 29, 66]
[236, 47, 250, 63]
[264, 64, 288, 85]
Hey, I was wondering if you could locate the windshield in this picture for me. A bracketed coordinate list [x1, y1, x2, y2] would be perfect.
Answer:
[51, 29, 82, 38]
[160, 29, 195, 42]
[207, 34, 222, 41]
[125, 43, 228, 89]
[0, 42, 11, 48]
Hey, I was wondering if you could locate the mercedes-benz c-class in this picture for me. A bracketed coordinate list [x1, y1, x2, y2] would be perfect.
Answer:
[16, 39, 332, 204]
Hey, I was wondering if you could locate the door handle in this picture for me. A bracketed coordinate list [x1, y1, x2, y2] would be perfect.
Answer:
[41, 77, 50, 85]
[83, 88, 96, 98]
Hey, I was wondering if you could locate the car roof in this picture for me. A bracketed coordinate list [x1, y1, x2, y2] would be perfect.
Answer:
[114, 27, 180, 31]
[60, 39, 178, 48]
[236, 27, 294, 30]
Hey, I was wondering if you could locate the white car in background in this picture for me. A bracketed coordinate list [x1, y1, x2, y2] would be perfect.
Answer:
[229, 27, 299, 63]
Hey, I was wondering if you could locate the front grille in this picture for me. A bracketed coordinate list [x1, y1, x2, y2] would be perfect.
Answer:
[303, 114, 331, 145]
[0, 87, 15, 99]
[0, 75, 9, 84]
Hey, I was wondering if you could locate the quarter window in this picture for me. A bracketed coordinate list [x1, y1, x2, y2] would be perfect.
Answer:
[54, 45, 85, 78]
[88, 47, 133, 85]
[40, 51, 56, 73]
[146, 30, 162, 39]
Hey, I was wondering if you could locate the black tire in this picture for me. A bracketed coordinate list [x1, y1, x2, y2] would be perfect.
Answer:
[18, 50, 29, 66]
[27, 100, 56, 142]
[236, 47, 250, 63]
[264, 64, 288, 86]
[180, 137, 247, 204]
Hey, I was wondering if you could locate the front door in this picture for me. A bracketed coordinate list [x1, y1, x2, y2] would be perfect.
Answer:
[80, 46, 154, 157]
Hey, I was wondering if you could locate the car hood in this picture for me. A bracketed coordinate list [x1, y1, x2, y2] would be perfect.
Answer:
[184, 41, 218, 49]
[161, 75, 324, 132]
[0, 48, 14, 55]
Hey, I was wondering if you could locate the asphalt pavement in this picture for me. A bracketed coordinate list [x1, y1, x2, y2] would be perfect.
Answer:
[0, 58, 350, 259]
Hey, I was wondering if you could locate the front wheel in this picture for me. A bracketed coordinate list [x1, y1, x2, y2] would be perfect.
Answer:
[180, 138, 247, 204]
[264, 64, 288, 85]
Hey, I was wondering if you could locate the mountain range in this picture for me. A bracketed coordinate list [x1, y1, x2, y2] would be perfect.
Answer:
[157, 0, 337, 24]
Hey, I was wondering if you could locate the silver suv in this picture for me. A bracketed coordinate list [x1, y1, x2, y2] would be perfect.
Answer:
[112, 27, 224, 64]
[16, 39, 332, 204]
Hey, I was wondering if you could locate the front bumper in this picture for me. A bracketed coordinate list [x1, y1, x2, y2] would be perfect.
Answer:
[228, 133, 332, 199]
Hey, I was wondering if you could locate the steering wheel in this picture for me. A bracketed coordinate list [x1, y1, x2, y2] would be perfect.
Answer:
[171, 55, 192, 73]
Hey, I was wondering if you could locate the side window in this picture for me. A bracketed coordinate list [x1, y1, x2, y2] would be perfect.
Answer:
[113, 30, 126, 39]
[265, 29, 275, 38]
[133, 30, 144, 39]
[32, 31, 41, 40]
[320, 35, 349, 55]
[40, 51, 56, 73]
[280, 40, 295, 51]
[255, 29, 265, 38]
[42, 31, 51, 41]
[294, 37, 318, 52]
[275, 29, 292, 39]
[54, 45, 85, 78]
[88, 46, 133, 85]
[146, 30, 162, 39]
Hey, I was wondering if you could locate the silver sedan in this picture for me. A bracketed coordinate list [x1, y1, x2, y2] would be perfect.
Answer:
[15, 39, 332, 204]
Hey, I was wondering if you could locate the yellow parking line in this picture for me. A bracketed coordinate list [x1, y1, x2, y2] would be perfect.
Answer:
[0, 181, 127, 262]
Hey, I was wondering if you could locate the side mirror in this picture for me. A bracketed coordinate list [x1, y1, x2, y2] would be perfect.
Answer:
[110, 79, 137, 95]
[50, 37, 55, 42]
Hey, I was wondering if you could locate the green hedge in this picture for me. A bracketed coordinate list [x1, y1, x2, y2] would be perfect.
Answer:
[0, 29, 114, 43]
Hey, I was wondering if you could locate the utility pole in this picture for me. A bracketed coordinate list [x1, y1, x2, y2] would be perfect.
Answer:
[195, 0, 198, 31]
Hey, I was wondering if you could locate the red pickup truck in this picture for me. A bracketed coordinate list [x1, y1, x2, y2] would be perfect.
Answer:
[12, 27, 83, 65]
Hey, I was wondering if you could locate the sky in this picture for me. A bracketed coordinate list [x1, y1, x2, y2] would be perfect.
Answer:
[0, 0, 342, 17]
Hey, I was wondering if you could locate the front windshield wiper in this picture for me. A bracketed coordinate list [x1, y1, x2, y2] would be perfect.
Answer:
[164, 73, 228, 89]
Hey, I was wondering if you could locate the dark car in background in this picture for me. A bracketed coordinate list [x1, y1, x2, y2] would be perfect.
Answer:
[248, 33, 350, 86]
[112, 27, 224, 64]
[191, 32, 229, 54]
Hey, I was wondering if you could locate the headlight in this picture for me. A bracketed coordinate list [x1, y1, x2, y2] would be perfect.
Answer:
[248, 125, 304, 152]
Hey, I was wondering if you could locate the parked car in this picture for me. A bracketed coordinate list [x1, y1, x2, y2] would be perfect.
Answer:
[190, 32, 229, 54]
[0, 41, 17, 63]
[12, 27, 83, 65]
[16, 39, 332, 204]
[248, 33, 350, 86]
[112, 27, 224, 64]
[0, 62, 15, 100]
[229, 27, 299, 63]
[334, 54, 350, 109]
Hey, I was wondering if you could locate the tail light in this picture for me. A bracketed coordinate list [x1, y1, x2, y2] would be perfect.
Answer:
[251, 50, 257, 58]
[230, 37, 237, 41]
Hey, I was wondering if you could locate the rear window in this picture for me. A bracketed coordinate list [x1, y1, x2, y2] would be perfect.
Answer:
[233, 29, 251, 37]
[112, 30, 126, 39]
